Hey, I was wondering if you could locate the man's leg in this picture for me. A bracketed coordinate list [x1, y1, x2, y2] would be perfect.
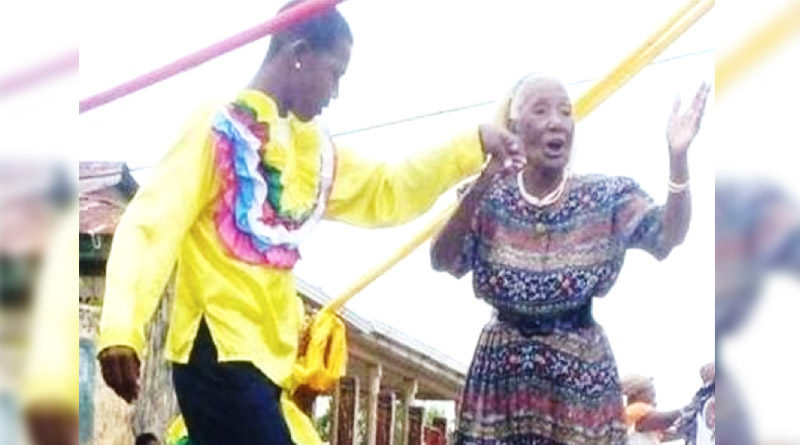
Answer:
[172, 320, 293, 445]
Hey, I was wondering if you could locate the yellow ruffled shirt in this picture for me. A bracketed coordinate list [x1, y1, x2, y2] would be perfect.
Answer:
[97, 89, 484, 442]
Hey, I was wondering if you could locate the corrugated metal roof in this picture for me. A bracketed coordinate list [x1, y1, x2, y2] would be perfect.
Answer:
[79, 162, 138, 235]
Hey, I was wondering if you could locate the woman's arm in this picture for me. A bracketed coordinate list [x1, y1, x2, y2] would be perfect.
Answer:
[661, 151, 691, 249]
[430, 174, 492, 275]
[432, 131, 523, 275]
[661, 82, 711, 250]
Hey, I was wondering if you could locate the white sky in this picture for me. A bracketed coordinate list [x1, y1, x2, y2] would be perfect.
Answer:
[75, 0, 717, 415]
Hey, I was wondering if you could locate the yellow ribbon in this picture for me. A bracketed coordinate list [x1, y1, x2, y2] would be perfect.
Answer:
[291, 309, 348, 392]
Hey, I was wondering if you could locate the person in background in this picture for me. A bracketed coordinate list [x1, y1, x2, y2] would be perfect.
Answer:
[698, 363, 715, 444]
[622, 375, 681, 445]
[663, 362, 715, 445]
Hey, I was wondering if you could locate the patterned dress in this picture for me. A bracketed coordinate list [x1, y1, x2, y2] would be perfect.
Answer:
[447, 174, 670, 445]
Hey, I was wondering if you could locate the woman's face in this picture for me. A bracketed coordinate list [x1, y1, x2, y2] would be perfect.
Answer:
[510, 79, 574, 172]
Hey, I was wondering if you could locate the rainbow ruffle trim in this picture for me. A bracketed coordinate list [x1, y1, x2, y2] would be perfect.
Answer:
[211, 102, 334, 269]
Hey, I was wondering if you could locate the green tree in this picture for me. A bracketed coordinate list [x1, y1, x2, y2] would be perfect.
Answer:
[314, 404, 332, 442]
[425, 406, 445, 426]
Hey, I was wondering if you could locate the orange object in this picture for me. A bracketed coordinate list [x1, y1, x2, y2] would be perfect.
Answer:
[625, 402, 655, 427]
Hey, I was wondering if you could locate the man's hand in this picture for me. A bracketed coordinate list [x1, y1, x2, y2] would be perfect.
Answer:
[479, 124, 525, 179]
[98, 346, 140, 403]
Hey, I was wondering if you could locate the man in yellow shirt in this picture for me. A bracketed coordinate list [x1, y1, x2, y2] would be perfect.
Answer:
[97, 2, 515, 444]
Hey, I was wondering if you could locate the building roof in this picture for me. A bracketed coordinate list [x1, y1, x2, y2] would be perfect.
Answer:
[79, 162, 138, 197]
[79, 162, 138, 236]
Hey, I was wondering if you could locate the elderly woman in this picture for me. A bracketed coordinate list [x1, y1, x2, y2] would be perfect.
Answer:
[431, 75, 710, 444]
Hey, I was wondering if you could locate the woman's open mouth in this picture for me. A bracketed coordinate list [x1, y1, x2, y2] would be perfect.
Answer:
[543, 138, 566, 158]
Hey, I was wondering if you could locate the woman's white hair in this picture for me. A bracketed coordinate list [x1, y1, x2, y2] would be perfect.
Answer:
[492, 72, 577, 170]
[495, 72, 564, 128]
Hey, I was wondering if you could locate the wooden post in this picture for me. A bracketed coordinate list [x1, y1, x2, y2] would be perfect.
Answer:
[366, 364, 382, 445]
[133, 283, 180, 438]
[376, 390, 395, 445]
[335, 376, 360, 445]
[407, 406, 424, 445]
[330, 384, 340, 445]
[401, 379, 417, 445]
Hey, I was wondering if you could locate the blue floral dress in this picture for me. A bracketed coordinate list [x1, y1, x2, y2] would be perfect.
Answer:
[440, 174, 670, 445]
